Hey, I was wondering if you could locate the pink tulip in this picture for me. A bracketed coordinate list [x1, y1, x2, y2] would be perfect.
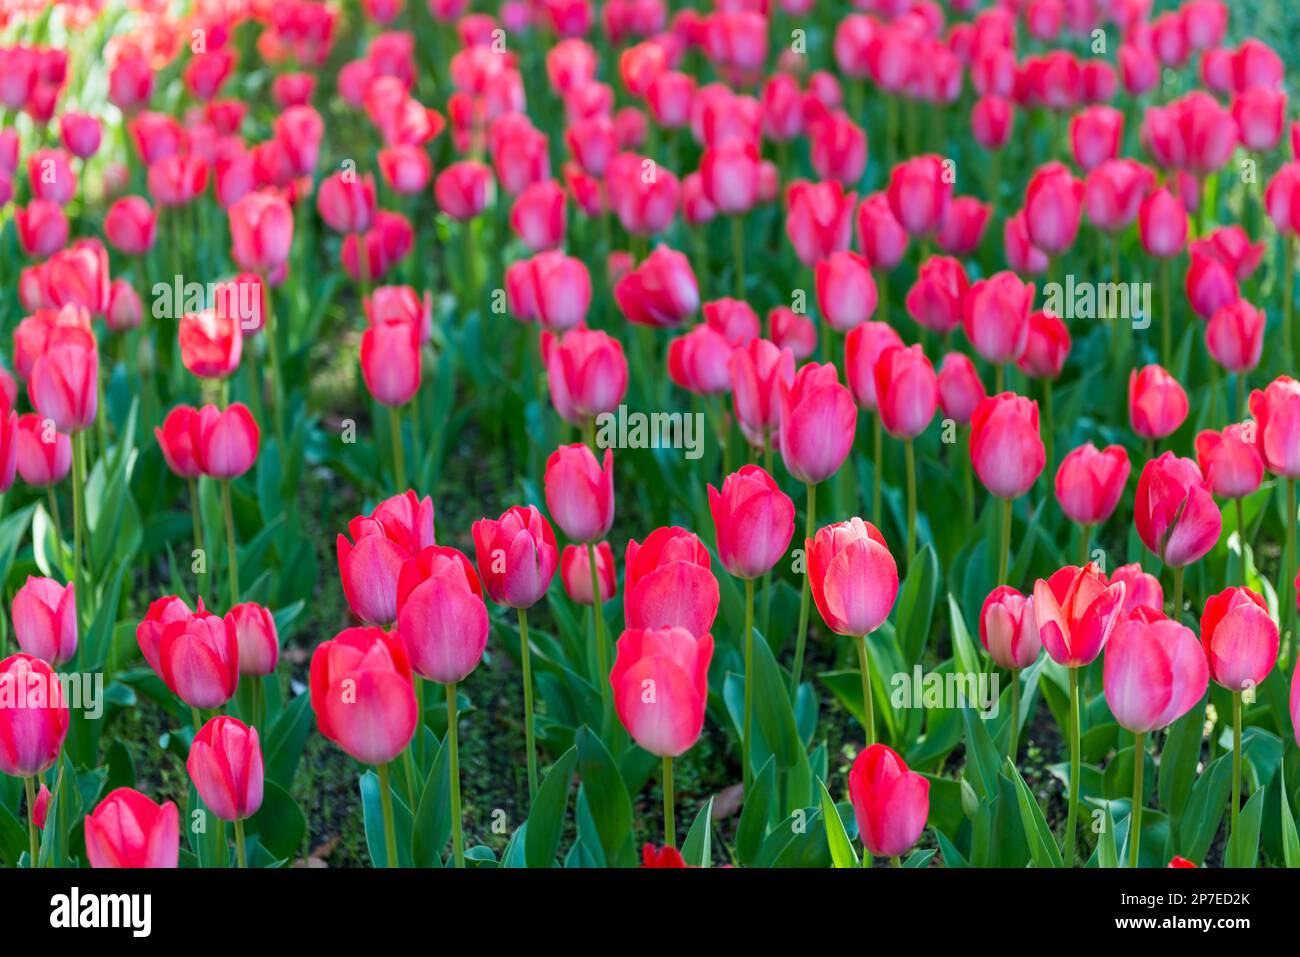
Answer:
[855, 192, 909, 271]
[807, 518, 899, 637]
[905, 256, 968, 336]
[848, 743, 929, 858]
[844, 322, 903, 413]
[1055, 443, 1131, 526]
[0, 653, 69, 777]
[187, 716, 264, 821]
[561, 541, 616, 605]
[786, 179, 855, 268]
[395, 545, 489, 684]
[1104, 618, 1208, 733]
[544, 444, 614, 543]
[1248, 377, 1300, 478]
[1195, 425, 1264, 501]
[309, 626, 417, 765]
[1033, 564, 1127, 667]
[874, 345, 938, 440]
[886, 155, 952, 238]
[1134, 453, 1222, 567]
[730, 338, 795, 448]
[1206, 299, 1265, 373]
[1017, 311, 1070, 380]
[542, 327, 629, 425]
[962, 271, 1033, 366]
[1085, 159, 1155, 233]
[1201, 587, 1279, 692]
[84, 789, 179, 869]
[969, 392, 1045, 500]
[225, 603, 279, 677]
[11, 577, 76, 666]
[472, 505, 559, 609]
[610, 626, 713, 757]
[158, 605, 239, 709]
[937, 353, 986, 426]
[980, 586, 1041, 670]
[1024, 162, 1084, 255]
[815, 251, 877, 332]
[1111, 563, 1165, 617]
[614, 245, 699, 328]
[778, 362, 857, 484]
[708, 465, 795, 580]
[1129, 365, 1189, 440]
[624, 527, 719, 635]
[1138, 187, 1189, 258]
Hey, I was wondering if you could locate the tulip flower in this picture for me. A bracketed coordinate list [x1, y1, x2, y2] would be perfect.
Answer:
[808, 518, 899, 744]
[561, 542, 615, 606]
[1055, 443, 1131, 559]
[905, 256, 968, 337]
[11, 576, 76, 666]
[188, 716, 263, 865]
[1135, 453, 1222, 595]
[980, 585, 1040, 759]
[1206, 300, 1265, 386]
[730, 338, 795, 453]
[179, 309, 243, 380]
[963, 272, 1034, 387]
[310, 626, 417, 866]
[874, 344, 938, 560]
[542, 327, 629, 428]
[815, 251, 877, 336]
[1195, 425, 1264, 577]
[785, 179, 855, 268]
[337, 491, 437, 626]
[84, 788, 180, 869]
[1024, 162, 1084, 256]
[225, 602, 278, 683]
[970, 392, 1046, 583]
[360, 318, 421, 487]
[1249, 377, 1300, 637]
[611, 626, 713, 846]
[16, 200, 69, 258]
[1129, 365, 1189, 445]
[614, 246, 699, 329]
[1034, 562, 1126, 864]
[1202, 585, 1279, 859]
[1103, 617, 1208, 866]
[886, 155, 953, 239]
[848, 744, 929, 861]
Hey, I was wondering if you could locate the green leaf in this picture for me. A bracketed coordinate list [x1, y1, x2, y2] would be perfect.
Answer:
[737, 755, 776, 867]
[948, 593, 982, 678]
[359, 769, 414, 868]
[1179, 752, 1232, 863]
[524, 746, 578, 868]
[1006, 759, 1064, 868]
[934, 827, 968, 868]
[1226, 785, 1265, 868]
[749, 630, 801, 770]
[894, 544, 938, 666]
[246, 780, 306, 862]
[263, 693, 314, 790]
[903, 849, 936, 867]
[817, 776, 859, 868]
[1158, 695, 1207, 833]
[411, 736, 451, 868]
[962, 708, 1002, 801]
[1097, 803, 1118, 869]
[1281, 757, 1300, 868]
[574, 727, 633, 866]
[681, 796, 714, 868]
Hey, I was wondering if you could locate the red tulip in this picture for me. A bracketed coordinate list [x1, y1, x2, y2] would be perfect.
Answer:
[147, 154, 208, 206]
[848, 743, 929, 858]
[187, 716, 263, 822]
[1135, 452, 1222, 567]
[614, 245, 698, 328]
[874, 345, 938, 440]
[1232, 87, 1286, 152]
[310, 626, 418, 764]
[158, 604, 239, 709]
[195, 403, 259, 479]
[154, 404, 202, 479]
[12, 577, 76, 666]
[1024, 162, 1084, 255]
[1138, 187, 1189, 259]
[610, 626, 713, 757]
[29, 340, 97, 433]
[1264, 164, 1300, 235]
[1129, 365, 1189, 440]
[1018, 311, 1071, 381]
[179, 309, 242, 380]
[971, 94, 1014, 150]
[1033, 563, 1127, 667]
[1185, 251, 1239, 320]
[395, 545, 489, 684]
[472, 505, 559, 609]
[225, 602, 279, 677]
[360, 320, 421, 407]
[730, 338, 795, 448]
[778, 362, 857, 484]
[84, 788, 179, 869]
[336, 491, 436, 626]
[1206, 299, 1265, 373]
[1201, 587, 1279, 692]
[980, 586, 1041, 670]
[785, 179, 855, 268]
[544, 444, 614, 543]
[378, 144, 433, 196]
[624, 526, 719, 635]
[15, 413, 70, 487]
[937, 353, 986, 426]
[1055, 443, 1131, 526]
[1248, 376, 1300, 478]
[509, 179, 566, 252]
[887, 155, 953, 238]
[708, 465, 795, 580]
[703, 299, 760, 346]
[808, 518, 899, 637]
[970, 392, 1046, 500]
[1104, 618, 1208, 733]
[59, 112, 102, 159]
[935, 197, 991, 256]
[317, 170, 377, 233]
[15, 200, 68, 258]
[699, 139, 759, 216]
[0, 652, 68, 777]
[542, 327, 629, 425]
[855, 192, 908, 271]
[807, 110, 866, 187]
[507, 251, 591, 331]
[1111, 564, 1164, 617]
[815, 251, 877, 333]
[963, 272, 1033, 366]
[229, 189, 294, 274]
[667, 324, 732, 395]
[0, 410, 14, 493]
[1085, 159, 1154, 233]
[561, 541, 616, 605]
[648, 71, 695, 129]
[905, 256, 968, 336]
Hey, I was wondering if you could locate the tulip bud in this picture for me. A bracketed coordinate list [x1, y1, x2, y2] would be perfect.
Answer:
[12, 576, 76, 666]
[1104, 618, 1208, 733]
[187, 716, 264, 821]
[561, 541, 616, 605]
[970, 393, 1045, 500]
[848, 743, 930, 858]
[472, 505, 559, 609]
[395, 546, 489, 684]
[980, 586, 1041, 670]
[84, 788, 180, 869]
[708, 466, 795, 580]
[1129, 365, 1188, 440]
[0, 653, 69, 776]
[808, 518, 899, 637]
[778, 362, 857, 484]
[1201, 587, 1278, 693]
[544, 444, 615, 543]
[225, 602, 279, 676]
[610, 626, 713, 757]
[624, 527, 719, 636]
[1134, 453, 1222, 568]
[310, 627, 417, 765]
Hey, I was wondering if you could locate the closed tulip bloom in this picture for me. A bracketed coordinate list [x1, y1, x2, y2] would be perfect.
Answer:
[844, 322, 903, 412]
[544, 444, 614, 543]
[147, 154, 208, 206]
[606, 151, 679, 235]
[472, 505, 559, 609]
[815, 251, 877, 333]
[225, 602, 278, 677]
[855, 192, 909, 271]
[848, 743, 929, 858]
[15, 413, 71, 486]
[84, 789, 180, 869]
[136, 596, 192, 678]
[12, 577, 76, 666]
[16, 200, 68, 258]
[310, 627, 417, 764]
[1055, 443, 1131, 526]
[1017, 310, 1071, 380]
[905, 256, 968, 336]
[510, 180, 566, 252]
[1069, 106, 1124, 171]
[433, 161, 493, 222]
[1191, 227, 1265, 283]
[1135, 452, 1222, 567]
[1024, 162, 1084, 255]
[1206, 299, 1265, 373]
[730, 338, 795, 447]
[703, 298, 759, 347]
[699, 139, 759, 216]
[1111, 563, 1164, 617]
[179, 309, 242, 379]
[1085, 160, 1155, 232]
[195, 403, 259, 479]
[395, 545, 489, 684]
[1129, 365, 1189, 440]
[187, 716, 263, 822]
[963, 272, 1033, 366]
[971, 94, 1014, 150]
[614, 245, 699, 328]
[0, 410, 14, 493]
[317, 170, 376, 233]
[936, 197, 992, 256]
[778, 362, 857, 484]
[561, 541, 616, 605]
[708, 465, 795, 580]
[106, 280, 143, 333]
[1247, 377, 1300, 478]
[937, 353, 986, 426]
[874, 345, 938, 440]
[1233, 88, 1286, 152]
[154, 404, 203, 479]
[1138, 187, 1189, 258]
[808, 518, 899, 637]
[1033, 563, 1127, 667]
[158, 606, 239, 709]
[808, 110, 867, 187]
[511, 251, 591, 331]
[1104, 618, 1209, 734]
[360, 320, 421, 407]
[980, 586, 1041, 670]
[45, 241, 109, 314]
[887, 155, 953, 238]
[1264, 165, 1300, 235]
[29, 341, 97, 433]
[1185, 252, 1239, 320]
[625, 526, 719, 635]
[1201, 587, 1279, 692]
[667, 325, 733, 395]
[542, 327, 628, 424]
[1003, 209, 1050, 275]
[229, 189, 294, 274]
[0, 653, 69, 777]
[970, 392, 1046, 500]
[785, 179, 855, 268]
[1195, 425, 1263, 501]
[610, 626, 713, 757]
[378, 145, 433, 195]
[27, 149, 76, 205]
[59, 112, 102, 159]
[336, 492, 436, 626]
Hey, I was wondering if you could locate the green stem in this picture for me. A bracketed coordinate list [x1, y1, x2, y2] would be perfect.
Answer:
[998, 498, 1013, 585]
[517, 608, 538, 802]
[71, 431, 85, 633]
[1008, 668, 1021, 763]
[662, 756, 675, 849]
[994, 363, 1004, 395]
[587, 541, 610, 729]
[1079, 523, 1092, 568]
[1284, 236, 1295, 371]
[1161, 256, 1172, 365]
[234, 817, 247, 868]
[262, 278, 287, 453]
[447, 681, 464, 868]
[1231, 691, 1243, 863]
[743, 576, 755, 793]
[24, 776, 38, 867]
[789, 482, 817, 696]
[1235, 497, 1247, 585]
[872, 415, 883, 527]
[1287, 479, 1297, 652]
[856, 634, 876, 746]
[388, 403, 406, 490]
[376, 762, 398, 868]
[759, 438, 775, 637]
[46, 487, 65, 579]
[731, 215, 745, 298]
[1043, 378, 1055, 479]
[221, 479, 239, 606]
[188, 477, 206, 604]
[1171, 564, 1184, 624]
[401, 747, 418, 814]
[904, 437, 917, 564]
[1129, 731, 1145, 868]
[1065, 667, 1081, 866]
[961, 428, 974, 526]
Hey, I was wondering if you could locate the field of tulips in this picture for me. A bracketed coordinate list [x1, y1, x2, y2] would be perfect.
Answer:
[1, 0, 1300, 889]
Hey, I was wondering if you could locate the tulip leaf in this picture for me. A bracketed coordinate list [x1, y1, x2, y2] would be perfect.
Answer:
[1178, 752, 1232, 864]
[1006, 759, 1063, 868]
[574, 726, 634, 866]
[1281, 758, 1300, 869]
[247, 780, 306, 863]
[411, 735, 451, 868]
[1226, 784, 1265, 869]
[903, 849, 935, 868]
[524, 745, 578, 868]
[895, 544, 938, 667]
[263, 692, 314, 790]
[37, 753, 81, 868]
[750, 629, 801, 770]
[961, 709, 1002, 802]
[359, 770, 414, 867]
[681, 796, 714, 868]
[737, 755, 776, 867]
[947, 594, 982, 679]
[1095, 802, 1118, 869]
[817, 776, 859, 868]
[934, 827, 968, 868]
